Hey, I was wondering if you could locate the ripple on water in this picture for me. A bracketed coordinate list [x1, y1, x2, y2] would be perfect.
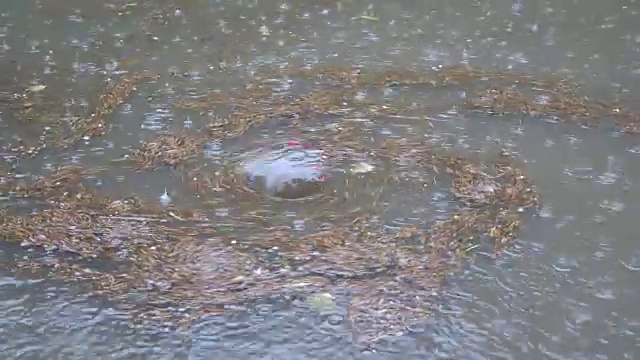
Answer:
[0, 0, 639, 357]
[142, 107, 173, 131]
[292, 219, 306, 232]
[551, 256, 580, 273]
[627, 145, 640, 155]
[626, 252, 640, 268]
[215, 207, 229, 217]
[563, 166, 596, 180]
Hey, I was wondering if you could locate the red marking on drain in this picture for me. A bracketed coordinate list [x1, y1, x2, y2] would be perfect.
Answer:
[286, 141, 300, 147]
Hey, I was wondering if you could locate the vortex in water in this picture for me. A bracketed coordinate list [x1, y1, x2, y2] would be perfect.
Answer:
[241, 141, 329, 200]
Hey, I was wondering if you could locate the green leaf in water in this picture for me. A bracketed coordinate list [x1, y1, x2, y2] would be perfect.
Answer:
[28, 84, 47, 93]
[307, 293, 336, 313]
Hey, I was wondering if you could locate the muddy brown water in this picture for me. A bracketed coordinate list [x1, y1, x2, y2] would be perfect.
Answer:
[1, 0, 639, 358]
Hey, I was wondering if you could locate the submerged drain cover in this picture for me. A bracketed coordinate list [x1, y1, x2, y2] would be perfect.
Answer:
[241, 141, 329, 200]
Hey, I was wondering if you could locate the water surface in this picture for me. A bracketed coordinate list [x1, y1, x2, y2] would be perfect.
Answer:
[0, 0, 639, 358]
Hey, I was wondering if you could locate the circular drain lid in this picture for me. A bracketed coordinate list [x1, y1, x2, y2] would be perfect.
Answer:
[241, 141, 330, 200]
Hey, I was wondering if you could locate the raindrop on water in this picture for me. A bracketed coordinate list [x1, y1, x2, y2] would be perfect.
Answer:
[215, 208, 229, 217]
[627, 145, 640, 155]
[160, 188, 171, 206]
[354, 90, 367, 101]
[120, 103, 132, 114]
[538, 205, 554, 218]
[326, 314, 343, 326]
[184, 116, 193, 128]
[597, 155, 619, 185]
[293, 219, 306, 231]
[512, 0, 523, 16]
[551, 257, 579, 272]
[555, 215, 575, 229]
[534, 94, 550, 105]
[625, 252, 640, 268]
[259, 24, 270, 36]
[597, 172, 617, 185]
[599, 200, 625, 213]
[564, 167, 594, 180]
[204, 141, 223, 158]
[383, 87, 396, 98]
[592, 288, 616, 300]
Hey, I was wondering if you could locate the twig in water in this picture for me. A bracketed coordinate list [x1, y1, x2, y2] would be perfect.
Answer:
[98, 215, 168, 223]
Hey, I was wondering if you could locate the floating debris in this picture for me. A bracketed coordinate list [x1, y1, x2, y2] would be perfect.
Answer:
[8, 62, 637, 351]
[131, 131, 206, 169]
[62, 71, 158, 147]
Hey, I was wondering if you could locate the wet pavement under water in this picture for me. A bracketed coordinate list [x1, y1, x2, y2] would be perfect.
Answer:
[0, 0, 639, 358]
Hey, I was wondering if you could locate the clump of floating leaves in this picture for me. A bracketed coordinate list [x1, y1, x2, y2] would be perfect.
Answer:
[131, 131, 207, 169]
[1, 63, 637, 350]
[62, 71, 158, 147]
[3, 71, 158, 159]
